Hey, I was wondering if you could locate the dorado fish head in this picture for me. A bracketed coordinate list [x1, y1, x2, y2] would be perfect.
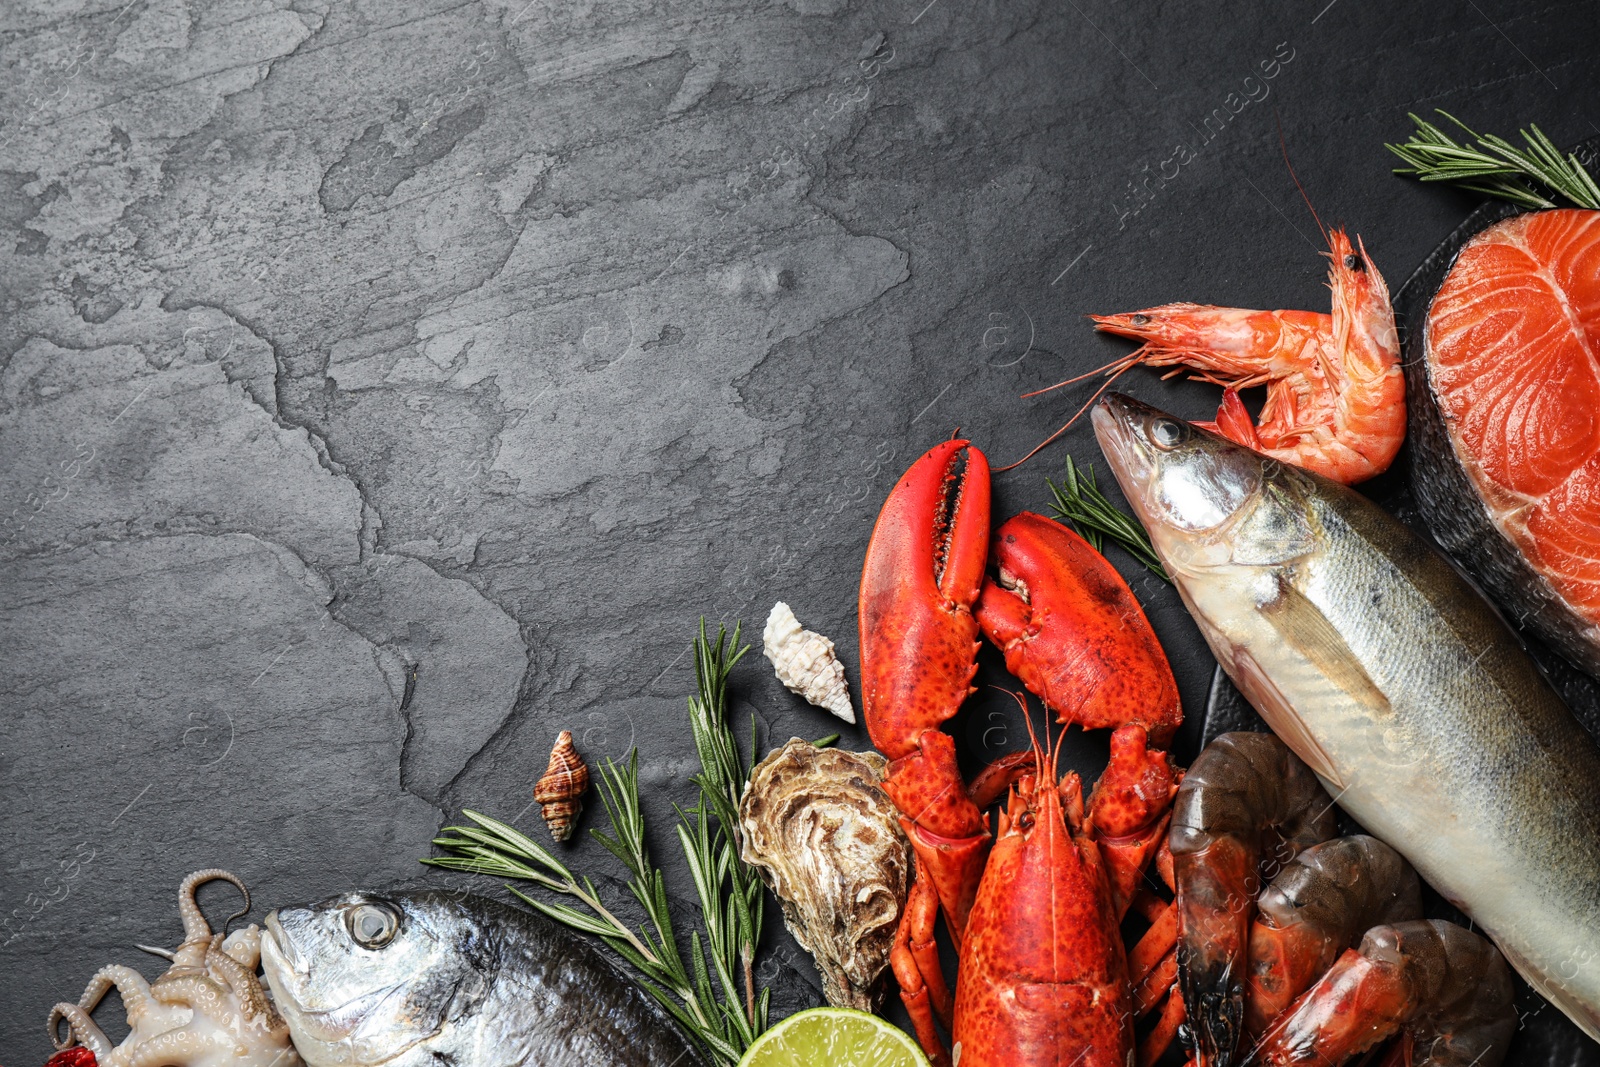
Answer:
[1091, 392, 1316, 574]
[261, 891, 491, 1067]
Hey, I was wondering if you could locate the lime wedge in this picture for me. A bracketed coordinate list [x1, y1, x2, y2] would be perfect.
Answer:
[738, 1007, 932, 1067]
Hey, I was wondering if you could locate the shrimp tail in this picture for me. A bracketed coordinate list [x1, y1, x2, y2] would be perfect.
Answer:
[1194, 390, 1264, 451]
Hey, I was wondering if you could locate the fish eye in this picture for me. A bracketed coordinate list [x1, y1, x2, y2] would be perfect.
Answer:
[348, 903, 399, 948]
[1149, 417, 1184, 450]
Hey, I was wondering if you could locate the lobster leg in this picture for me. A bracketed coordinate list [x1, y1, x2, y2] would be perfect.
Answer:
[892, 856, 954, 1067]
[1142, 987, 1189, 1067]
[1131, 902, 1180, 988]
[1136, 949, 1180, 1017]
[968, 749, 1039, 809]
[1087, 724, 1182, 920]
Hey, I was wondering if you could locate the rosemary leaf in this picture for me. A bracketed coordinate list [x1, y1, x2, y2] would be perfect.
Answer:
[1387, 111, 1600, 210]
[1047, 457, 1169, 580]
[811, 733, 840, 748]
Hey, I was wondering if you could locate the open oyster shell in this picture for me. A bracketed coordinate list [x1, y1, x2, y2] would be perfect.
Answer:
[738, 739, 911, 1010]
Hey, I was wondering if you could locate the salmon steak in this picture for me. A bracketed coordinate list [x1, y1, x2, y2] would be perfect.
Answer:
[1419, 208, 1600, 676]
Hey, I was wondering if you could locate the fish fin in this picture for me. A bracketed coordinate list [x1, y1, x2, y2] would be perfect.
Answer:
[1494, 933, 1600, 1044]
[1230, 644, 1345, 790]
[1260, 575, 1392, 715]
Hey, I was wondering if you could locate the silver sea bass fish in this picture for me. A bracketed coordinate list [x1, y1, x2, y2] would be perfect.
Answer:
[261, 889, 706, 1067]
[1092, 391, 1600, 1043]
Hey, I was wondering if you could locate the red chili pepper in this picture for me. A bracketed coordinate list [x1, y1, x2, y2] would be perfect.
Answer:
[45, 1049, 97, 1067]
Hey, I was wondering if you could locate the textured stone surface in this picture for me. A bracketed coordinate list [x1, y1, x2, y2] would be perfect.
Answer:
[3, 0, 1600, 1061]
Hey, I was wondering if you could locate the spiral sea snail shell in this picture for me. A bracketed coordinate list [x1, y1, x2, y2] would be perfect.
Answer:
[534, 730, 590, 842]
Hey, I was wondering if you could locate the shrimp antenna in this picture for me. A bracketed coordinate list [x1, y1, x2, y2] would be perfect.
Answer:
[994, 362, 1135, 472]
[1019, 351, 1136, 398]
[1277, 111, 1327, 244]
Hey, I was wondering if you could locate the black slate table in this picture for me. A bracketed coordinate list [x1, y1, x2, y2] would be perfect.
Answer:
[4, 0, 1600, 1061]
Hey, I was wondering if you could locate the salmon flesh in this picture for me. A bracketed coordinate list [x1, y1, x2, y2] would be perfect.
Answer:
[1417, 208, 1600, 676]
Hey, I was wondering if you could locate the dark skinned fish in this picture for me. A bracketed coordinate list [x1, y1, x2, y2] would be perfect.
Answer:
[1092, 392, 1600, 1046]
[260, 889, 706, 1067]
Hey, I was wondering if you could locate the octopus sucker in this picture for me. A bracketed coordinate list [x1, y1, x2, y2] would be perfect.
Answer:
[48, 869, 304, 1067]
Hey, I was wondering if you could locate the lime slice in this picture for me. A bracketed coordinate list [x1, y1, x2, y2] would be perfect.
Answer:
[738, 1007, 932, 1067]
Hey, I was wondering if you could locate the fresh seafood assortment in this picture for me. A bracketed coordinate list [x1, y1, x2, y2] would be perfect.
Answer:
[738, 739, 910, 1010]
[1413, 207, 1600, 675]
[1090, 227, 1402, 485]
[534, 729, 590, 842]
[32, 136, 1600, 1067]
[1094, 391, 1600, 1044]
[763, 600, 855, 723]
[259, 889, 705, 1067]
[857, 438, 1183, 1067]
[48, 869, 303, 1067]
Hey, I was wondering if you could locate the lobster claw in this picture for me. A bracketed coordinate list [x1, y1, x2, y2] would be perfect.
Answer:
[976, 512, 1182, 745]
[859, 438, 992, 939]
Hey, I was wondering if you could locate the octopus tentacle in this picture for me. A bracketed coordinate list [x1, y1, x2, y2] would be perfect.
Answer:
[172, 869, 249, 970]
[118, 1027, 226, 1067]
[150, 972, 233, 1008]
[47, 1003, 112, 1056]
[221, 925, 262, 969]
[77, 965, 161, 1026]
[206, 935, 278, 1023]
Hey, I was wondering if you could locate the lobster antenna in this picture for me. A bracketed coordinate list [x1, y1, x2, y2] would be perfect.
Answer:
[1000, 686, 1046, 782]
[1050, 712, 1070, 784]
[994, 362, 1135, 472]
[1278, 111, 1328, 245]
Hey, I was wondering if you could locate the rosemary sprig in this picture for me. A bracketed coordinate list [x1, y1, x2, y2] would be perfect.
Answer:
[423, 621, 767, 1066]
[1047, 456, 1168, 580]
[426, 781, 741, 1064]
[681, 620, 768, 1046]
[1387, 111, 1600, 210]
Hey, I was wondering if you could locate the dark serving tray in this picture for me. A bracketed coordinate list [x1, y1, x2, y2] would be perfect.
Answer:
[1202, 137, 1600, 1067]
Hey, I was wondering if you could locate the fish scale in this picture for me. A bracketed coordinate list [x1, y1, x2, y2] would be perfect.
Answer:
[1093, 391, 1600, 1047]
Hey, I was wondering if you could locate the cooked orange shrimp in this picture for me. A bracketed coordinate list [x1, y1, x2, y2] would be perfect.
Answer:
[1087, 227, 1402, 485]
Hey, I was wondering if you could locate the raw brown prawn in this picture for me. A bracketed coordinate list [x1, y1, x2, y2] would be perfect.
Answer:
[1170, 732, 1340, 1067]
[1249, 920, 1517, 1067]
[1173, 734, 1515, 1067]
[1248, 835, 1422, 1035]
[1087, 227, 1402, 485]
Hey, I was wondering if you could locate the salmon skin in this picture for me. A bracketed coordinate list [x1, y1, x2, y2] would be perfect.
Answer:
[1092, 391, 1600, 1046]
[1409, 206, 1600, 678]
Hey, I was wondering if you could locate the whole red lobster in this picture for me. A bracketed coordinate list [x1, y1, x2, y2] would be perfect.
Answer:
[859, 438, 1186, 1067]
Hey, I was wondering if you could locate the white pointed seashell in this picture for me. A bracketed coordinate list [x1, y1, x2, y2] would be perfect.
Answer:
[763, 601, 854, 724]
